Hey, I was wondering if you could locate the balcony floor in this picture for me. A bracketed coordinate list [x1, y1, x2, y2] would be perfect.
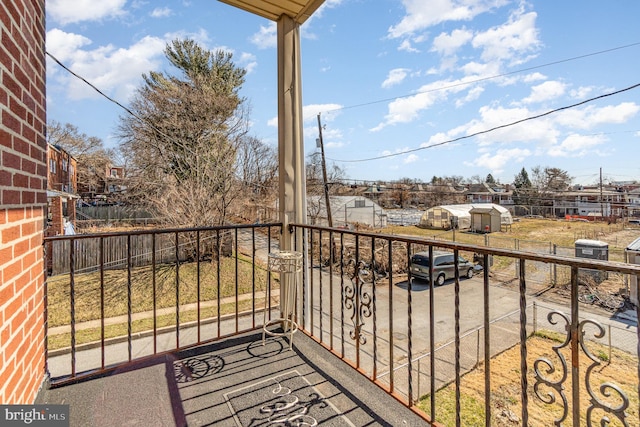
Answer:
[38, 329, 429, 426]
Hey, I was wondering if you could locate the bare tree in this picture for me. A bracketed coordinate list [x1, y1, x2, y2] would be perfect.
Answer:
[46, 121, 115, 196]
[118, 39, 248, 227]
[305, 153, 346, 223]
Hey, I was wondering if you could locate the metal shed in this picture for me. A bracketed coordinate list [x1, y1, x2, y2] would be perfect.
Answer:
[469, 205, 503, 233]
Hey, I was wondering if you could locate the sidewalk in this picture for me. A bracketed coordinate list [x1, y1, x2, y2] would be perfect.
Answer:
[48, 289, 280, 335]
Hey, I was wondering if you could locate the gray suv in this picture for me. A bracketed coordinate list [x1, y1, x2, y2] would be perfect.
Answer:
[410, 250, 474, 285]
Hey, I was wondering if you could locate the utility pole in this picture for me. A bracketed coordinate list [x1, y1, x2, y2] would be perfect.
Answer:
[317, 113, 333, 227]
[600, 167, 604, 220]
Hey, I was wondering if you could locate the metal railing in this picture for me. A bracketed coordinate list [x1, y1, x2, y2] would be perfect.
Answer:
[44, 222, 640, 426]
[44, 223, 282, 386]
[292, 223, 640, 427]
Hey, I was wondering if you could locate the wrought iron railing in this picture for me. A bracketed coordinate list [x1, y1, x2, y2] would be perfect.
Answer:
[44, 222, 640, 426]
[44, 223, 282, 386]
[292, 223, 640, 427]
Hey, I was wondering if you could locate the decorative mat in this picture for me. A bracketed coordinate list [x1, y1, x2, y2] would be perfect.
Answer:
[224, 370, 355, 426]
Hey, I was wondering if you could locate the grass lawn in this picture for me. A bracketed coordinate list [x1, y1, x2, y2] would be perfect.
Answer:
[418, 332, 639, 426]
[47, 253, 271, 349]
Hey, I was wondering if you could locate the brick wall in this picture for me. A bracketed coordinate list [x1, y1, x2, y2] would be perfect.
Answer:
[0, 0, 47, 404]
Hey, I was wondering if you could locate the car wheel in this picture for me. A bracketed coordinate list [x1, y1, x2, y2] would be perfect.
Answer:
[436, 274, 445, 286]
[466, 268, 474, 279]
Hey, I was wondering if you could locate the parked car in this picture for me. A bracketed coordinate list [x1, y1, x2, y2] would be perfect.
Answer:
[410, 250, 474, 285]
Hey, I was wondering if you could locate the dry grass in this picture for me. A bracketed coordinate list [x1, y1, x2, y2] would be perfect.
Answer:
[418, 333, 639, 426]
[382, 218, 637, 251]
[47, 253, 271, 349]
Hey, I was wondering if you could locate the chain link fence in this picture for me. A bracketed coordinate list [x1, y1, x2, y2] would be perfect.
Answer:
[379, 301, 637, 404]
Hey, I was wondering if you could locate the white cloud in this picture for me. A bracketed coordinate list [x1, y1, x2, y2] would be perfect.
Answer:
[547, 134, 607, 157]
[455, 86, 484, 107]
[522, 80, 566, 104]
[570, 86, 594, 99]
[46, 29, 92, 62]
[46, 29, 168, 101]
[382, 68, 410, 89]
[388, 0, 509, 39]
[398, 39, 419, 53]
[238, 52, 258, 74]
[250, 22, 277, 49]
[431, 28, 473, 56]
[151, 7, 173, 18]
[404, 153, 419, 163]
[555, 102, 640, 129]
[466, 148, 532, 172]
[372, 75, 487, 131]
[47, 0, 127, 25]
[471, 10, 541, 64]
[522, 72, 547, 82]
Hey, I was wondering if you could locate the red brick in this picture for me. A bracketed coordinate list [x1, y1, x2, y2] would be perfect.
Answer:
[0, 169, 10, 185]
[36, 191, 46, 203]
[0, 245, 12, 262]
[12, 172, 28, 188]
[0, 282, 14, 306]
[1, 224, 20, 243]
[22, 125, 35, 144]
[0, 127, 10, 147]
[1, 69, 21, 99]
[2, 189, 20, 204]
[2, 150, 20, 169]
[13, 237, 29, 257]
[14, 136, 29, 155]
[2, 109, 21, 134]
[1, 30, 20, 65]
[20, 220, 35, 236]
[3, 258, 22, 281]
[9, 96, 26, 120]
[22, 158, 35, 174]
[22, 190, 34, 203]
[7, 208, 24, 222]
[10, 308, 25, 334]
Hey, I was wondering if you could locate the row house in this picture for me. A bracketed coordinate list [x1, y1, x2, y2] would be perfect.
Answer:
[465, 182, 514, 205]
[46, 144, 78, 235]
[551, 187, 626, 218]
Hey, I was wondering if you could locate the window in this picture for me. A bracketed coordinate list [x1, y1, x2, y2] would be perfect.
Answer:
[62, 159, 68, 171]
[355, 200, 366, 208]
[49, 158, 56, 174]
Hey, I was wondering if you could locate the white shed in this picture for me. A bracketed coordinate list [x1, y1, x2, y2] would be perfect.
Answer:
[419, 203, 513, 231]
[307, 196, 387, 228]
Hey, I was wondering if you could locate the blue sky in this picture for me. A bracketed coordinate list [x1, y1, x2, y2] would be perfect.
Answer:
[46, 0, 640, 186]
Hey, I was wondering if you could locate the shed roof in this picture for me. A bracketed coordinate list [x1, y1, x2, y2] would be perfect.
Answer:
[626, 237, 640, 252]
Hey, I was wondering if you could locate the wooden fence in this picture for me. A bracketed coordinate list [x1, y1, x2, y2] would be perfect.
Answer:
[48, 231, 231, 276]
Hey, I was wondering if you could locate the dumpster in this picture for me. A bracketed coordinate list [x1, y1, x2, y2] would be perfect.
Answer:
[575, 239, 608, 284]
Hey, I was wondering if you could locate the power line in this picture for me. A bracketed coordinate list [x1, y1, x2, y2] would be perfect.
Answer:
[46, 51, 174, 143]
[330, 82, 640, 163]
[325, 41, 640, 113]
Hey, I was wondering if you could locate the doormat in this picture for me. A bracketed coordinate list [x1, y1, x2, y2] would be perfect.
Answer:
[224, 370, 355, 426]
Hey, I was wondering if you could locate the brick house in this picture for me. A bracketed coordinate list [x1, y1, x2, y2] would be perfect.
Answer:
[0, 0, 47, 404]
[46, 143, 78, 236]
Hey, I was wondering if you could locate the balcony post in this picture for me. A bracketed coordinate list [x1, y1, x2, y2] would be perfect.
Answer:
[277, 14, 308, 327]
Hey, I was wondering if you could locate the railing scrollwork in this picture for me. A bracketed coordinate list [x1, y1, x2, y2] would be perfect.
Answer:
[534, 311, 630, 426]
[344, 260, 373, 345]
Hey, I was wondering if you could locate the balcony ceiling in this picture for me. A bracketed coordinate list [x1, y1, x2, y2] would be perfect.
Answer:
[218, 0, 325, 23]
